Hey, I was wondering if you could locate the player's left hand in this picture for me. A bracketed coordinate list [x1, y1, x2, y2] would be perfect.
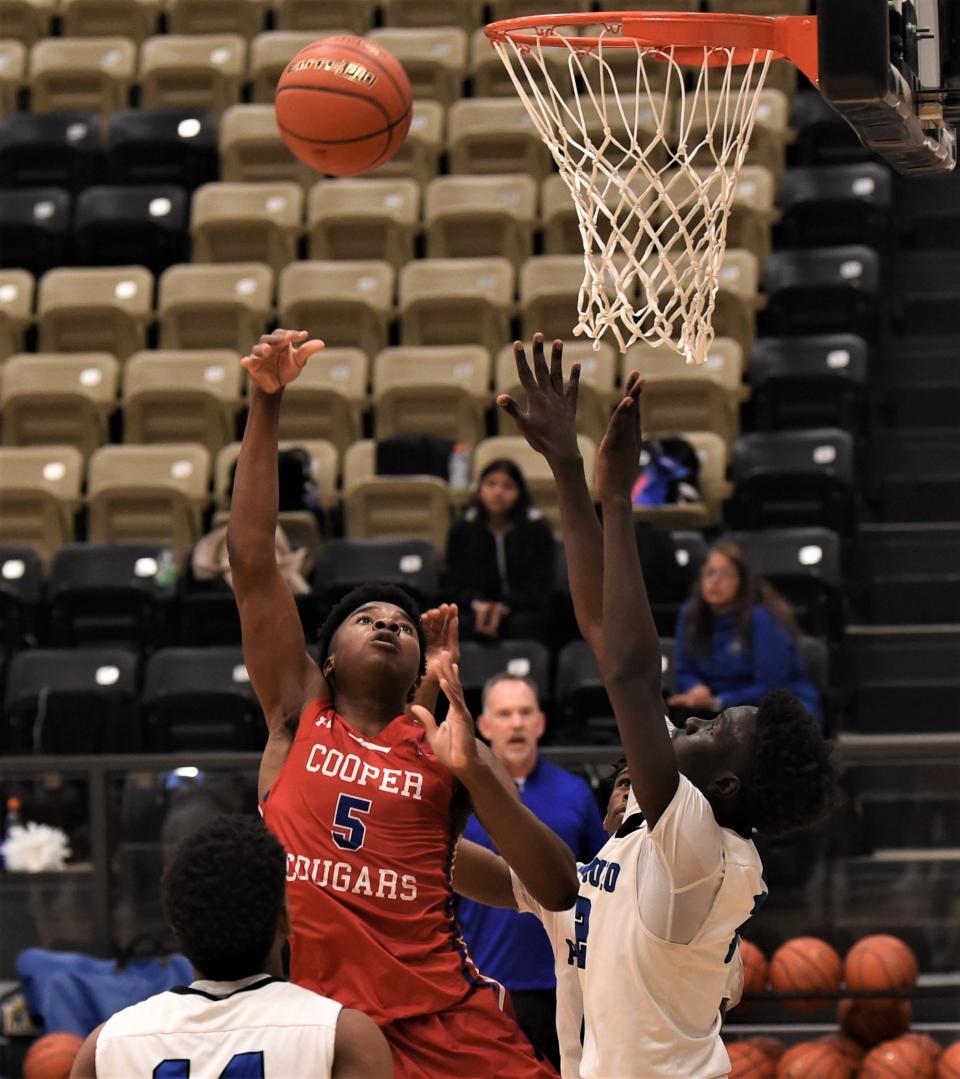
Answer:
[596, 372, 645, 502]
[410, 650, 478, 779]
[420, 603, 459, 681]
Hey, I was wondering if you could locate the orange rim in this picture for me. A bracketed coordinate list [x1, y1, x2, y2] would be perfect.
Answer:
[484, 11, 818, 85]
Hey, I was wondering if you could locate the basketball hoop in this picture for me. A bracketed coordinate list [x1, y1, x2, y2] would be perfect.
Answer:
[485, 12, 818, 362]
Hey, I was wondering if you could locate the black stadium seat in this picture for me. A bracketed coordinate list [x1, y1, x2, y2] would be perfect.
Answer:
[47, 542, 174, 648]
[107, 107, 219, 189]
[0, 187, 71, 276]
[73, 184, 190, 273]
[749, 334, 868, 433]
[730, 429, 855, 532]
[0, 545, 44, 656]
[789, 90, 875, 167]
[312, 538, 441, 611]
[143, 646, 262, 751]
[761, 246, 881, 339]
[2, 647, 141, 753]
[0, 110, 102, 191]
[457, 638, 551, 723]
[863, 430, 960, 522]
[778, 164, 892, 249]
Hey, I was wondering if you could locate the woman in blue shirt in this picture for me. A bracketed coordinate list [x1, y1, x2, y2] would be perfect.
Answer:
[669, 540, 823, 724]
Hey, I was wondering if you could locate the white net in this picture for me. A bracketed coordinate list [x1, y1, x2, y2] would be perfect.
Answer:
[492, 22, 774, 362]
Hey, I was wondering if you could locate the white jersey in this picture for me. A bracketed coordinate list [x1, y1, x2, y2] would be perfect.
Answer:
[577, 776, 766, 1079]
[95, 974, 341, 1079]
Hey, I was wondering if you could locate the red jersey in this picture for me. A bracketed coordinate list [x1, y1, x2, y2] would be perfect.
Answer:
[261, 699, 485, 1025]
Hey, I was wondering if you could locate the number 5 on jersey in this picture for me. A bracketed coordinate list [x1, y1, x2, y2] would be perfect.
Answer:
[331, 793, 372, 851]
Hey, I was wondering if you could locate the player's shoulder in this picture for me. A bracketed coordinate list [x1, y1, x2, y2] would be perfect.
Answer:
[99, 988, 183, 1040]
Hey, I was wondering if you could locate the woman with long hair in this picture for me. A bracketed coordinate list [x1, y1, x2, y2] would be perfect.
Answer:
[445, 458, 555, 642]
[669, 540, 823, 723]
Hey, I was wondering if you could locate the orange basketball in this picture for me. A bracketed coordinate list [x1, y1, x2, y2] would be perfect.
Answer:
[775, 1041, 849, 1079]
[769, 937, 842, 1012]
[901, 1033, 942, 1070]
[23, 1032, 84, 1079]
[843, 935, 918, 1000]
[741, 938, 770, 994]
[728, 1041, 776, 1078]
[837, 998, 911, 1048]
[275, 36, 413, 176]
[746, 1036, 788, 1064]
[860, 1035, 938, 1079]
[939, 1041, 960, 1079]
[816, 1033, 864, 1070]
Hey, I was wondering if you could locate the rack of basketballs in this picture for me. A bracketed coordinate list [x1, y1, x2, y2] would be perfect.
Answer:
[723, 933, 960, 1078]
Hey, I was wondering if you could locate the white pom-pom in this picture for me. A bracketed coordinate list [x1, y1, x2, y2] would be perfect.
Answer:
[1, 822, 72, 871]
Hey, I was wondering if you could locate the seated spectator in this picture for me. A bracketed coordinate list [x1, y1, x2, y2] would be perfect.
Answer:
[446, 459, 555, 642]
[669, 540, 824, 724]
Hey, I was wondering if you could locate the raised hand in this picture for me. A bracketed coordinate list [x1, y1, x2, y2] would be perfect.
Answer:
[496, 332, 581, 462]
[410, 650, 479, 780]
[596, 372, 645, 503]
[420, 603, 460, 681]
[241, 328, 325, 395]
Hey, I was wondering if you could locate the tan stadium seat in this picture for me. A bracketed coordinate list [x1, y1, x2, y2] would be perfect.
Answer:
[1, 352, 118, 458]
[469, 27, 570, 98]
[123, 349, 242, 453]
[634, 430, 731, 530]
[59, 0, 158, 41]
[191, 182, 303, 273]
[707, 0, 810, 13]
[37, 267, 152, 359]
[273, 347, 367, 456]
[575, 92, 670, 170]
[370, 100, 444, 186]
[158, 262, 273, 352]
[274, 0, 374, 33]
[399, 257, 513, 352]
[472, 435, 596, 532]
[307, 178, 419, 267]
[29, 37, 136, 116]
[495, 340, 616, 444]
[0, 445, 83, 565]
[680, 87, 789, 176]
[219, 104, 309, 185]
[278, 260, 394, 358]
[140, 34, 245, 118]
[166, 0, 267, 39]
[379, 0, 482, 30]
[342, 439, 451, 549]
[87, 442, 211, 556]
[520, 255, 637, 344]
[0, 41, 28, 113]
[573, 25, 670, 93]
[424, 174, 536, 269]
[541, 172, 660, 257]
[248, 31, 318, 103]
[594, 0, 698, 9]
[372, 345, 490, 444]
[0, 271, 34, 361]
[488, 0, 588, 15]
[624, 338, 743, 447]
[0, 0, 55, 45]
[366, 27, 468, 107]
[448, 98, 552, 178]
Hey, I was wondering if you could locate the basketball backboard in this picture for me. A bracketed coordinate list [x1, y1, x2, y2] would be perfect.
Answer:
[818, 0, 959, 173]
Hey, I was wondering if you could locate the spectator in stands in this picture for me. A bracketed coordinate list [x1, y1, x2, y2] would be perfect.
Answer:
[456, 673, 607, 1071]
[445, 459, 555, 642]
[669, 540, 823, 724]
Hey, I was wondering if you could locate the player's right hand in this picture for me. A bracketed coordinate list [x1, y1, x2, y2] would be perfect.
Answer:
[242, 328, 325, 395]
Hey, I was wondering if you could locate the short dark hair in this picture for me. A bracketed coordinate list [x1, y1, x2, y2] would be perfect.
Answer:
[316, 583, 427, 684]
[480, 671, 541, 710]
[742, 690, 838, 839]
[161, 815, 286, 981]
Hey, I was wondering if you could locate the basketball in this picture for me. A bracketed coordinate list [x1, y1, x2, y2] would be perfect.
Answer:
[816, 1032, 864, 1070]
[837, 998, 911, 1048]
[769, 937, 842, 1012]
[741, 938, 770, 994]
[23, 1032, 84, 1079]
[939, 1042, 960, 1079]
[728, 1042, 775, 1078]
[775, 1041, 849, 1079]
[843, 936, 918, 1000]
[275, 35, 413, 176]
[746, 1036, 788, 1064]
[860, 1035, 938, 1079]
[901, 1032, 942, 1070]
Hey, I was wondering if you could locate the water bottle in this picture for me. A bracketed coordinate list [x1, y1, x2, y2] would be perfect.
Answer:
[448, 442, 471, 492]
[154, 548, 178, 589]
[2, 796, 22, 871]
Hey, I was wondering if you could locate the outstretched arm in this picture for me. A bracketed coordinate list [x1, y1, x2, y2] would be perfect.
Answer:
[452, 838, 519, 909]
[227, 329, 328, 797]
[69, 1024, 103, 1078]
[596, 376, 679, 830]
[497, 333, 606, 660]
[412, 652, 579, 911]
[332, 1008, 394, 1078]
